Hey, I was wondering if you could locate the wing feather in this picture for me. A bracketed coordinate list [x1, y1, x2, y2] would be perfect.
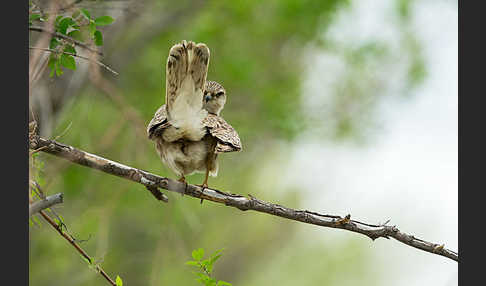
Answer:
[203, 114, 242, 153]
[147, 104, 170, 139]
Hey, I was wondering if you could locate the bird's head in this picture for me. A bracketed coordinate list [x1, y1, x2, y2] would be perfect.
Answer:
[203, 80, 226, 116]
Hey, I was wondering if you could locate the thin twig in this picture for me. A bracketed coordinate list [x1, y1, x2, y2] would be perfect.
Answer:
[53, 121, 74, 141]
[29, 135, 459, 262]
[30, 145, 49, 156]
[38, 210, 116, 285]
[29, 193, 64, 216]
[29, 26, 103, 56]
[29, 46, 118, 75]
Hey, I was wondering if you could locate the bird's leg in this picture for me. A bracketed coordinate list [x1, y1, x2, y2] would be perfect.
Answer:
[335, 214, 351, 225]
[196, 164, 210, 204]
[177, 176, 186, 183]
[177, 176, 187, 196]
[200, 169, 209, 189]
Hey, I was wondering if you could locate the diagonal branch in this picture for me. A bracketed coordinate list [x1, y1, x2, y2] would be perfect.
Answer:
[29, 47, 119, 75]
[29, 135, 458, 262]
[29, 26, 103, 56]
[38, 209, 117, 285]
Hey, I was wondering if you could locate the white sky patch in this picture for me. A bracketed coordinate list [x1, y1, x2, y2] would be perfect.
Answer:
[258, 0, 458, 285]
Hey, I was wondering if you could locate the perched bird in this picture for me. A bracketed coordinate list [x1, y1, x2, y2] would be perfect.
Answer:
[147, 41, 241, 188]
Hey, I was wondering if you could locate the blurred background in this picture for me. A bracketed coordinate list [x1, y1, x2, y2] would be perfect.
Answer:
[29, 0, 458, 285]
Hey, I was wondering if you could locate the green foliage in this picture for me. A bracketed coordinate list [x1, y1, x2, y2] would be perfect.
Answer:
[116, 275, 123, 286]
[80, 8, 91, 20]
[32, 215, 42, 227]
[29, 13, 41, 25]
[60, 53, 76, 70]
[94, 30, 103, 46]
[28, 4, 115, 77]
[186, 248, 231, 286]
[94, 16, 115, 26]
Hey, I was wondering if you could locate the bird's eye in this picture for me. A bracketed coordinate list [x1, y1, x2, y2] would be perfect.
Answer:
[215, 92, 224, 97]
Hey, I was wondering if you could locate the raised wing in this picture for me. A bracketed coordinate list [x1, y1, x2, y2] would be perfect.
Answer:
[147, 104, 169, 140]
[203, 114, 242, 153]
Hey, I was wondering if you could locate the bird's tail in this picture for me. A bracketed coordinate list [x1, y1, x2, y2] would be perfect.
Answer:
[165, 40, 210, 118]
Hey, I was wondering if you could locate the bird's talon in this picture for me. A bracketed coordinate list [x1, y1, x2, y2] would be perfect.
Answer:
[336, 214, 351, 225]
[434, 244, 445, 252]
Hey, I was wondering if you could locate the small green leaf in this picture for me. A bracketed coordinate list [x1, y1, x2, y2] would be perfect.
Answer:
[68, 30, 82, 41]
[217, 281, 232, 286]
[80, 8, 91, 19]
[64, 45, 76, 55]
[55, 62, 63, 77]
[94, 15, 114, 26]
[195, 272, 211, 282]
[185, 261, 199, 266]
[48, 55, 56, 68]
[94, 30, 103, 46]
[49, 38, 59, 49]
[55, 15, 63, 24]
[115, 275, 123, 286]
[209, 254, 222, 265]
[206, 263, 213, 274]
[30, 14, 41, 22]
[58, 17, 75, 35]
[88, 22, 96, 36]
[192, 248, 204, 261]
[60, 54, 76, 70]
[81, 255, 91, 265]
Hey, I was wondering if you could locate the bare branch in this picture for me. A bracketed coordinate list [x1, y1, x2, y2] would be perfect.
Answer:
[29, 135, 458, 262]
[29, 47, 119, 75]
[29, 193, 64, 216]
[29, 26, 103, 56]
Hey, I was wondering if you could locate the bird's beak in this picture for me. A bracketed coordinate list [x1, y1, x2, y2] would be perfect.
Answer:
[204, 94, 212, 102]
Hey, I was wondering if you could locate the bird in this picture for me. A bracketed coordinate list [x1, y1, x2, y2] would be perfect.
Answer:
[147, 41, 242, 188]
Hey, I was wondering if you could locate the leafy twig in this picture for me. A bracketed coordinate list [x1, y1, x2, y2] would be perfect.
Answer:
[186, 248, 231, 286]
[29, 25, 103, 56]
[29, 46, 118, 75]
[38, 209, 117, 285]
